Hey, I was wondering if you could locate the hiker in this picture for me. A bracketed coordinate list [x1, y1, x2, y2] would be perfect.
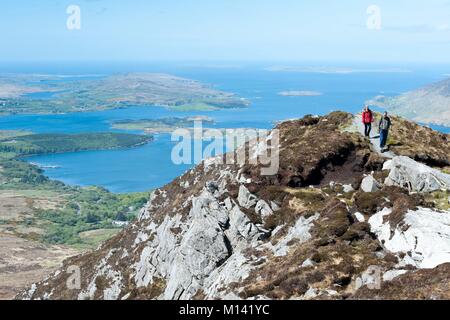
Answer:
[362, 106, 374, 137]
[379, 112, 392, 152]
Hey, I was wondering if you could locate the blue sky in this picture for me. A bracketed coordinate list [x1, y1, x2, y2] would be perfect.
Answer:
[1, 0, 450, 63]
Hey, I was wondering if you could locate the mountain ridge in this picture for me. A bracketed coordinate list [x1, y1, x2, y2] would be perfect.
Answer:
[368, 77, 450, 127]
[19, 112, 450, 300]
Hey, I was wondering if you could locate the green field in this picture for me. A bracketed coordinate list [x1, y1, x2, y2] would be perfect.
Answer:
[37, 187, 149, 246]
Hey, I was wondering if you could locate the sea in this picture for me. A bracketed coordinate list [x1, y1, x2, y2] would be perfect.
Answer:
[0, 62, 449, 193]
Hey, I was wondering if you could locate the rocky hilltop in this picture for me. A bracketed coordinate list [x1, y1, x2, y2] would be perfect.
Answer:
[19, 112, 450, 300]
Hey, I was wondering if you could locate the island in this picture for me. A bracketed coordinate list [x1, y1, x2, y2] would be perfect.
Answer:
[0, 73, 250, 115]
[111, 116, 215, 134]
[367, 77, 450, 127]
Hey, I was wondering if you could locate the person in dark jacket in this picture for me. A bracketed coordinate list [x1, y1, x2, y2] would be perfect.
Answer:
[379, 112, 392, 151]
[362, 106, 374, 137]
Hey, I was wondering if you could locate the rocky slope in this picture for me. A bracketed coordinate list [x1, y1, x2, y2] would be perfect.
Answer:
[18, 112, 450, 300]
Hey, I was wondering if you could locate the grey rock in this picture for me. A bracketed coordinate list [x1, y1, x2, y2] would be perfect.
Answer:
[270, 201, 281, 211]
[360, 175, 381, 193]
[255, 200, 273, 221]
[228, 206, 260, 243]
[383, 156, 450, 192]
[343, 184, 354, 193]
[354, 212, 365, 223]
[238, 185, 258, 209]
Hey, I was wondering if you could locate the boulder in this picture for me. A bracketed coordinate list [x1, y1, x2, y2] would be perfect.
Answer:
[360, 175, 380, 193]
[383, 156, 450, 193]
[255, 200, 273, 221]
[369, 207, 450, 269]
[343, 184, 354, 193]
[237, 185, 258, 209]
[271, 213, 320, 257]
[354, 212, 365, 223]
[227, 205, 261, 243]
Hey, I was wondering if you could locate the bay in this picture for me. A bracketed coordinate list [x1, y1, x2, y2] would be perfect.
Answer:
[1, 64, 447, 192]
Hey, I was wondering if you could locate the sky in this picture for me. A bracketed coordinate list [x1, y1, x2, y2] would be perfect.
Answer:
[1, 0, 450, 64]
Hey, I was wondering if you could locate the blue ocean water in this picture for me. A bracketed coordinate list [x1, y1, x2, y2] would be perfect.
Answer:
[0, 64, 448, 192]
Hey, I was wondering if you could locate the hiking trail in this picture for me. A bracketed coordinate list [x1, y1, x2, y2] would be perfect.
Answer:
[353, 114, 395, 158]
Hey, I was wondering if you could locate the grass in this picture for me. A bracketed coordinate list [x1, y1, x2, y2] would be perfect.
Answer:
[77, 228, 121, 249]
[427, 190, 450, 211]
[111, 116, 215, 132]
[0, 130, 32, 140]
[0, 152, 18, 160]
[387, 136, 400, 146]
[0, 189, 62, 198]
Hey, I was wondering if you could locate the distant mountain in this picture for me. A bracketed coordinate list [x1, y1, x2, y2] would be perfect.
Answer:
[368, 77, 450, 127]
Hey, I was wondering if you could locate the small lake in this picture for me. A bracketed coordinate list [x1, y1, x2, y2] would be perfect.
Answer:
[1, 64, 449, 192]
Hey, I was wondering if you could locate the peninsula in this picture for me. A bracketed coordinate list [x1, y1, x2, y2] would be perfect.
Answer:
[0, 73, 250, 115]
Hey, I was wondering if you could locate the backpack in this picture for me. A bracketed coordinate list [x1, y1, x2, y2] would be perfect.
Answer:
[379, 117, 391, 130]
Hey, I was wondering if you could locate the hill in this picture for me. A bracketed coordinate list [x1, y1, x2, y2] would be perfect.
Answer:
[19, 112, 450, 300]
[368, 77, 450, 127]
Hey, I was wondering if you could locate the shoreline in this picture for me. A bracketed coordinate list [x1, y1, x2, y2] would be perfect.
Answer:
[19, 137, 153, 160]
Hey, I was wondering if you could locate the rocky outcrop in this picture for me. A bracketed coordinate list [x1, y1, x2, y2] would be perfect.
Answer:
[19, 112, 450, 300]
[369, 207, 450, 269]
[352, 263, 450, 300]
[383, 156, 450, 192]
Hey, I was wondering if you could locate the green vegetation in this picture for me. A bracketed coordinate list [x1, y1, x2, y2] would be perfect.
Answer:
[168, 103, 219, 111]
[112, 116, 214, 133]
[37, 187, 148, 246]
[0, 132, 152, 156]
[0, 73, 249, 115]
[0, 129, 152, 249]
[427, 190, 450, 211]
[0, 159, 56, 187]
[78, 229, 121, 249]
[0, 130, 32, 140]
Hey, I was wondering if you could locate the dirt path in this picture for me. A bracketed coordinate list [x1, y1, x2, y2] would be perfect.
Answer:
[353, 114, 395, 158]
